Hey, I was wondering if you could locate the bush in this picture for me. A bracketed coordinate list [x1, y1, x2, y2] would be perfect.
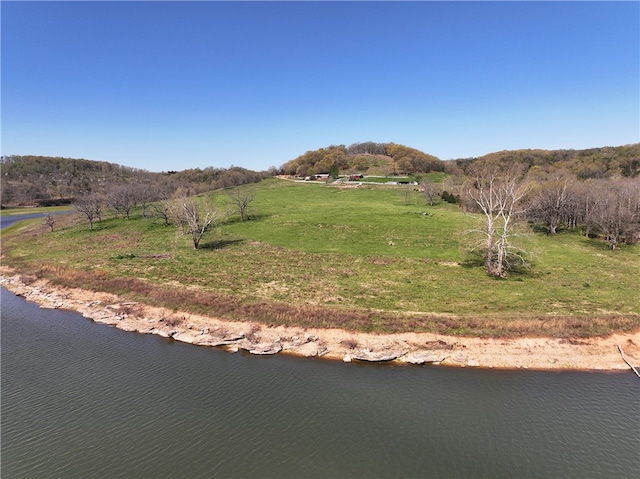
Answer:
[441, 191, 459, 204]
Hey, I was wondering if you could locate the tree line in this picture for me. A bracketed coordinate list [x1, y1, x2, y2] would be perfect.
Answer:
[420, 149, 640, 277]
[451, 143, 640, 180]
[0, 155, 267, 207]
[69, 184, 256, 251]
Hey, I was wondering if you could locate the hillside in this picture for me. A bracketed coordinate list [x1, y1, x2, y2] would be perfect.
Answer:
[2, 178, 638, 339]
[0, 155, 266, 207]
[280, 142, 640, 180]
[280, 142, 444, 177]
[3, 143, 637, 208]
[454, 143, 640, 179]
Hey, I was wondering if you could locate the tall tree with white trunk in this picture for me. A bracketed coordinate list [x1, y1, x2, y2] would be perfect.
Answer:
[466, 159, 531, 277]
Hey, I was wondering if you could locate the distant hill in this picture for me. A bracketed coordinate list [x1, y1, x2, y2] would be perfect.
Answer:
[0, 155, 265, 207]
[2, 143, 638, 207]
[281, 142, 640, 179]
[280, 142, 444, 177]
[453, 143, 640, 179]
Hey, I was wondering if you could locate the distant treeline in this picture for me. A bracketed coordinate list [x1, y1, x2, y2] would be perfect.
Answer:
[0, 155, 267, 207]
[439, 143, 640, 249]
[279, 142, 640, 180]
[453, 144, 640, 179]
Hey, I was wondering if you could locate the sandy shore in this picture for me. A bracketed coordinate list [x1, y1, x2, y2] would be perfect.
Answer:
[2, 270, 639, 372]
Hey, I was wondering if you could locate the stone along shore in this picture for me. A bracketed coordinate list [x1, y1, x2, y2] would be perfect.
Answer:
[2, 271, 639, 372]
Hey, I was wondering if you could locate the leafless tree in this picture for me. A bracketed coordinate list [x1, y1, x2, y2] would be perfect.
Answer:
[465, 159, 531, 277]
[74, 194, 102, 230]
[176, 196, 218, 249]
[528, 172, 574, 234]
[593, 178, 640, 249]
[402, 184, 412, 206]
[1, 180, 15, 206]
[151, 198, 174, 226]
[571, 179, 603, 237]
[135, 184, 157, 218]
[422, 179, 439, 206]
[228, 188, 255, 222]
[106, 184, 137, 219]
[44, 212, 56, 232]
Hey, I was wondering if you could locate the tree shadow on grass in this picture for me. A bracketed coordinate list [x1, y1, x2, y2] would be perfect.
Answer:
[219, 213, 270, 226]
[461, 252, 538, 280]
[200, 239, 244, 250]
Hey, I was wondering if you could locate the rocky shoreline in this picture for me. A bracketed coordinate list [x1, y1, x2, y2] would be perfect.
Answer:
[2, 271, 639, 372]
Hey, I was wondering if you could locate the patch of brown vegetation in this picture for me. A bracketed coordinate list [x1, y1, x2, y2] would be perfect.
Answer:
[341, 337, 359, 350]
[2, 267, 640, 371]
[6, 263, 640, 340]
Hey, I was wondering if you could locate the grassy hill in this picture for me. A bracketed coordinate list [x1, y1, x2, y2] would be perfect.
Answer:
[2, 178, 639, 337]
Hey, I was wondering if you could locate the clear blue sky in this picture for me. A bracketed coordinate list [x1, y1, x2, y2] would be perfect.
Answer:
[2, 1, 638, 172]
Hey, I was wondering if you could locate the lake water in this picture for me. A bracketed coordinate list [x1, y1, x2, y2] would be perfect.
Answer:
[2, 287, 639, 478]
[0, 211, 71, 230]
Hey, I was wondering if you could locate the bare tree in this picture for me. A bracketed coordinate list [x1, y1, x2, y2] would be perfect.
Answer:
[528, 172, 574, 234]
[1, 180, 15, 207]
[134, 184, 157, 218]
[402, 184, 412, 206]
[106, 184, 137, 220]
[74, 194, 102, 230]
[176, 196, 218, 249]
[151, 198, 174, 226]
[44, 212, 56, 232]
[593, 178, 640, 249]
[466, 160, 531, 277]
[572, 179, 603, 237]
[421, 179, 439, 206]
[228, 188, 255, 222]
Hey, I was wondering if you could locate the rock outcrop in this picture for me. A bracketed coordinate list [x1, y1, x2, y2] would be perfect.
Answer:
[352, 349, 407, 362]
[2, 271, 638, 371]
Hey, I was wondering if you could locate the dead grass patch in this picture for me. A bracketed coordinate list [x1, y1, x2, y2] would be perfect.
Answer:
[7, 262, 640, 339]
[341, 337, 359, 350]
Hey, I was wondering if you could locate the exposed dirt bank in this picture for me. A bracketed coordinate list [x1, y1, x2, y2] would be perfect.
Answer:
[2, 270, 639, 372]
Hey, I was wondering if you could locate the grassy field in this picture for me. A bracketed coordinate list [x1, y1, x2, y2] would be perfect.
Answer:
[2, 178, 639, 337]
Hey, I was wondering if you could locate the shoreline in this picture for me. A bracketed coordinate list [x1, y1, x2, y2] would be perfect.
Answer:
[2, 271, 639, 372]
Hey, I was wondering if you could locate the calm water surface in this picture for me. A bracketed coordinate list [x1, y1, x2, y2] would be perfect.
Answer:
[2, 288, 639, 478]
[0, 211, 70, 230]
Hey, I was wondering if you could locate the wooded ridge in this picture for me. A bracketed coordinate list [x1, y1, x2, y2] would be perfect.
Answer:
[1, 142, 638, 209]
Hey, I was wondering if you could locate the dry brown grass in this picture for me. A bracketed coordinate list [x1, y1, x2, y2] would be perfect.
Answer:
[161, 316, 184, 328]
[10, 262, 640, 339]
[340, 337, 359, 350]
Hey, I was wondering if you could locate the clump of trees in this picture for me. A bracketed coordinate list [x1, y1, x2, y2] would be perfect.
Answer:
[458, 154, 640, 278]
[453, 143, 640, 180]
[526, 175, 640, 249]
[0, 155, 267, 208]
[280, 142, 444, 178]
[440, 191, 460, 204]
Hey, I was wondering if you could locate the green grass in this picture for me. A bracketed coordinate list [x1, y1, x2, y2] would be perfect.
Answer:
[2, 178, 639, 337]
[1, 205, 73, 215]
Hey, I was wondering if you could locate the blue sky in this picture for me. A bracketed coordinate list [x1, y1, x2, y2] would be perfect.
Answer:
[2, 1, 638, 172]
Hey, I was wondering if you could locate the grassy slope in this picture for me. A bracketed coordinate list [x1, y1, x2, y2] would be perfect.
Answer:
[1, 206, 73, 215]
[2, 178, 639, 337]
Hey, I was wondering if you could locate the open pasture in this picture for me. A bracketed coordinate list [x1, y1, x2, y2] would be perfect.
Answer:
[2, 178, 638, 336]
